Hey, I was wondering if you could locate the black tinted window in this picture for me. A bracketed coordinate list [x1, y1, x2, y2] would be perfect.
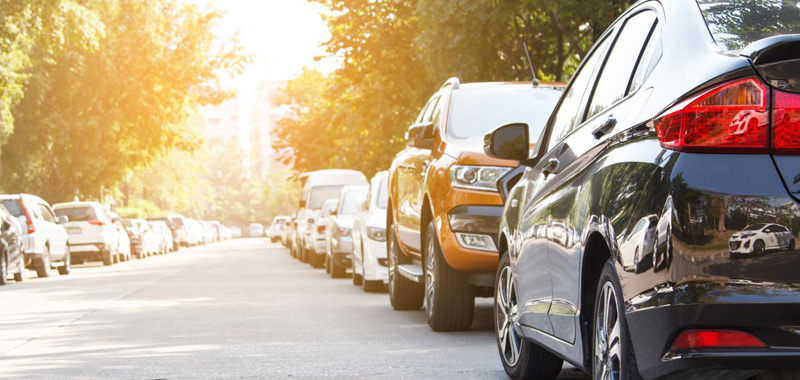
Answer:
[546, 34, 613, 150]
[587, 11, 657, 119]
[698, 0, 800, 52]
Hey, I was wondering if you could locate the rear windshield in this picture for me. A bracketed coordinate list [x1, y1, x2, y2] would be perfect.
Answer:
[340, 190, 367, 215]
[54, 206, 97, 222]
[169, 217, 185, 227]
[308, 185, 343, 209]
[698, 0, 800, 52]
[1, 200, 23, 217]
[447, 87, 561, 140]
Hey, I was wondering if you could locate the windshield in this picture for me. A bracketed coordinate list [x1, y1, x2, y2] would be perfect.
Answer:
[340, 190, 367, 215]
[698, 0, 800, 52]
[54, 206, 97, 222]
[308, 185, 343, 209]
[376, 178, 388, 209]
[744, 223, 767, 231]
[446, 87, 561, 140]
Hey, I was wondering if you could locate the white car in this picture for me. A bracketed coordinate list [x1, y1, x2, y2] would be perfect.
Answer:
[618, 215, 658, 273]
[270, 216, 290, 242]
[122, 219, 160, 258]
[352, 171, 389, 292]
[53, 201, 122, 265]
[248, 223, 264, 237]
[730, 223, 796, 257]
[325, 186, 368, 278]
[314, 200, 338, 256]
[149, 221, 173, 254]
[0, 194, 70, 277]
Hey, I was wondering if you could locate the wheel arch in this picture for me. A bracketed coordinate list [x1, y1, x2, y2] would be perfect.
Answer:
[579, 230, 612, 369]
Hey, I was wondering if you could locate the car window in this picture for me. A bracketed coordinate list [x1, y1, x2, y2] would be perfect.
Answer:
[1, 200, 23, 217]
[39, 204, 56, 223]
[376, 177, 388, 209]
[340, 190, 367, 216]
[54, 206, 98, 222]
[422, 95, 440, 123]
[308, 185, 343, 209]
[546, 33, 613, 151]
[629, 22, 662, 95]
[586, 11, 658, 120]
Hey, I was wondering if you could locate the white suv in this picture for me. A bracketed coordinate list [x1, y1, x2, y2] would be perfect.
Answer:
[352, 171, 389, 292]
[0, 194, 70, 277]
[53, 201, 120, 266]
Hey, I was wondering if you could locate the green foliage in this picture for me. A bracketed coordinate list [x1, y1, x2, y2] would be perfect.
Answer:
[1, 0, 247, 203]
[276, 0, 630, 177]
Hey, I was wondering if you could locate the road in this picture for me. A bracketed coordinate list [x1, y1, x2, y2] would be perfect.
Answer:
[0, 238, 590, 379]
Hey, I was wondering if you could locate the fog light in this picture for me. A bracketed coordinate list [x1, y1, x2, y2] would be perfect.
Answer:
[671, 329, 767, 351]
[455, 233, 497, 252]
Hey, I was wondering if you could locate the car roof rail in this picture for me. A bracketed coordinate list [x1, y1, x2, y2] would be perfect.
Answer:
[441, 77, 460, 90]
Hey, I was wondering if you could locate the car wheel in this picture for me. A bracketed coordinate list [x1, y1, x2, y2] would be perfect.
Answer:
[58, 248, 71, 275]
[311, 251, 324, 269]
[325, 252, 331, 275]
[0, 251, 8, 286]
[102, 250, 114, 266]
[633, 247, 640, 274]
[594, 260, 642, 380]
[387, 226, 423, 310]
[352, 251, 363, 286]
[14, 254, 24, 282]
[36, 246, 51, 278]
[753, 240, 766, 256]
[424, 221, 474, 331]
[495, 252, 562, 379]
[789, 239, 796, 251]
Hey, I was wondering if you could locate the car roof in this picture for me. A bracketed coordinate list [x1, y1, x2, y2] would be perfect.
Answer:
[299, 169, 367, 189]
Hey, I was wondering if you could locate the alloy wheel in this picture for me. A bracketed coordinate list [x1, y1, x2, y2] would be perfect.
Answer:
[424, 236, 436, 320]
[595, 282, 621, 380]
[387, 231, 396, 299]
[495, 266, 520, 366]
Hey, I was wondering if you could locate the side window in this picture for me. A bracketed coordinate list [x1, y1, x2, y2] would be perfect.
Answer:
[546, 33, 614, 151]
[39, 204, 55, 223]
[629, 22, 662, 94]
[422, 95, 440, 123]
[586, 10, 658, 120]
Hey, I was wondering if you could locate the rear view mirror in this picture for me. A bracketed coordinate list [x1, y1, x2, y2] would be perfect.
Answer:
[484, 123, 529, 161]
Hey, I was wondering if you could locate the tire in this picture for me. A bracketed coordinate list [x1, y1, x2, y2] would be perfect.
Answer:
[352, 253, 363, 286]
[424, 222, 474, 331]
[633, 247, 640, 274]
[754, 240, 766, 256]
[330, 254, 346, 278]
[102, 250, 114, 266]
[14, 254, 24, 282]
[310, 251, 324, 269]
[387, 227, 423, 310]
[495, 252, 563, 380]
[789, 240, 796, 251]
[594, 260, 642, 380]
[0, 251, 8, 286]
[36, 246, 51, 278]
[58, 248, 71, 275]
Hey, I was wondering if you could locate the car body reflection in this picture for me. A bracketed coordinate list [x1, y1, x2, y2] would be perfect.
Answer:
[729, 223, 797, 258]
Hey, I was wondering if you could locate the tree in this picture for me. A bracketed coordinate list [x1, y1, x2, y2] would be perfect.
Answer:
[1, 0, 247, 202]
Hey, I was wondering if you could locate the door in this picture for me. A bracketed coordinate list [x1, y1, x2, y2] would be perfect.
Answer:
[397, 94, 439, 254]
[546, 8, 660, 343]
[38, 203, 68, 258]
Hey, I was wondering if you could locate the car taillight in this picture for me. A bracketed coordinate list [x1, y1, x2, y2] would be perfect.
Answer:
[20, 199, 35, 234]
[671, 329, 767, 351]
[89, 219, 105, 226]
[655, 77, 769, 153]
[774, 89, 800, 154]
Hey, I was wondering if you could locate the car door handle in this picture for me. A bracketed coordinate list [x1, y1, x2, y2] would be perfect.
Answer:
[399, 164, 416, 171]
[592, 116, 617, 139]
[542, 158, 560, 176]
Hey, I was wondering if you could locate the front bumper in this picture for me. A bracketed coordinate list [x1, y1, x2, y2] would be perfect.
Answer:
[627, 281, 800, 379]
[438, 205, 504, 272]
[362, 237, 388, 282]
[313, 234, 326, 254]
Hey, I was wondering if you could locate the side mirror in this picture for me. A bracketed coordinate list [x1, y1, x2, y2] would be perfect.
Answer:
[299, 199, 307, 208]
[407, 122, 436, 150]
[57, 215, 69, 224]
[484, 123, 530, 161]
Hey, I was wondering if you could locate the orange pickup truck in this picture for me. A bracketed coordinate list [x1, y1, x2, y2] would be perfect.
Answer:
[386, 78, 563, 331]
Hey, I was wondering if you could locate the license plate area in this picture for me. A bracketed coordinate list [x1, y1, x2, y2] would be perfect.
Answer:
[67, 227, 82, 235]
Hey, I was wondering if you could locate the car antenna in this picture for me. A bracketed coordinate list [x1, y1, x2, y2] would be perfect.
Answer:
[523, 42, 539, 87]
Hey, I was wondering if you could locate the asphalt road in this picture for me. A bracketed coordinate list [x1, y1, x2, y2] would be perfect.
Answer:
[0, 238, 590, 380]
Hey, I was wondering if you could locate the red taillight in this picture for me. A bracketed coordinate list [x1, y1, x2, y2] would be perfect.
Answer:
[88, 219, 105, 226]
[655, 77, 769, 153]
[774, 90, 800, 154]
[671, 329, 767, 351]
[317, 225, 326, 234]
[20, 199, 35, 234]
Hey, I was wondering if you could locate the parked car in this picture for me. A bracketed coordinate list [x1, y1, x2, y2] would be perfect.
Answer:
[295, 169, 368, 266]
[314, 200, 338, 263]
[0, 194, 70, 277]
[229, 225, 242, 239]
[386, 78, 562, 331]
[485, 1, 800, 379]
[148, 215, 188, 249]
[269, 216, 290, 242]
[325, 186, 368, 277]
[617, 215, 658, 273]
[248, 223, 264, 238]
[186, 219, 204, 245]
[729, 223, 796, 257]
[108, 212, 131, 263]
[148, 221, 173, 254]
[281, 215, 294, 248]
[352, 171, 389, 292]
[0, 204, 24, 284]
[122, 219, 158, 258]
[53, 201, 122, 265]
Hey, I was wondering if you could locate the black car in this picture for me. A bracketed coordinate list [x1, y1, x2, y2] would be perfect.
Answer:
[0, 204, 24, 285]
[484, 1, 800, 379]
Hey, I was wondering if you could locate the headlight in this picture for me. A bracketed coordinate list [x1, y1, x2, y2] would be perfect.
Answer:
[740, 233, 756, 238]
[367, 226, 386, 242]
[450, 166, 512, 192]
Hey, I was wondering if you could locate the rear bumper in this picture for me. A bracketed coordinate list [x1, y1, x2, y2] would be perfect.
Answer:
[627, 282, 800, 379]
